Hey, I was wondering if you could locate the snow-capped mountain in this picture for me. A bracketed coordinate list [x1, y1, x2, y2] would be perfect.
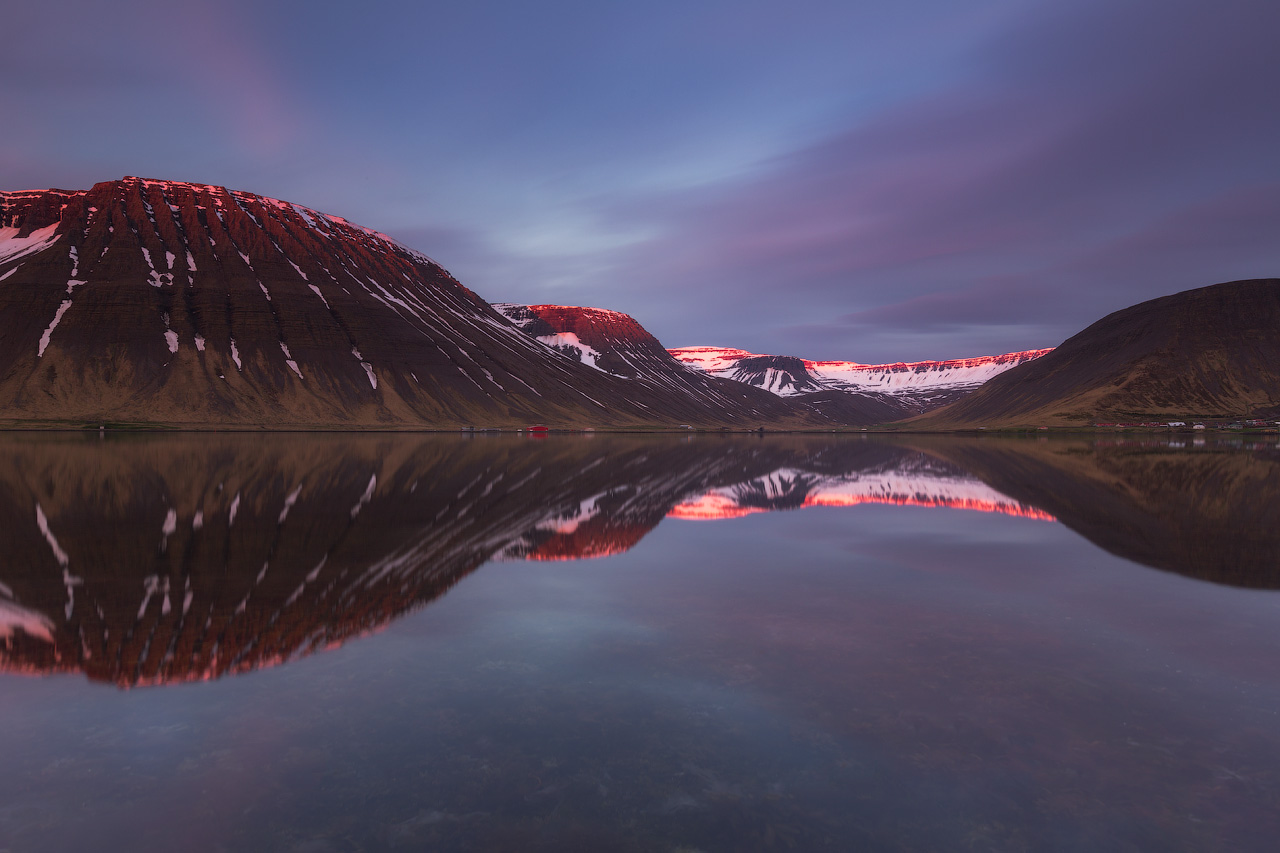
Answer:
[0, 178, 824, 429]
[496, 304, 911, 425]
[671, 346, 1054, 411]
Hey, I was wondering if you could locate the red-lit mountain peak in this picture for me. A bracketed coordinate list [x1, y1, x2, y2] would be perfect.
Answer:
[494, 303, 681, 379]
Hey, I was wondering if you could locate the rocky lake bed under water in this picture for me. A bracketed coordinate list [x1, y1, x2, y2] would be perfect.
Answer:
[1, 432, 1279, 851]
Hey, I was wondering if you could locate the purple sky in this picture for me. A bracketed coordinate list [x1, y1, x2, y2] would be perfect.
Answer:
[4, 0, 1278, 362]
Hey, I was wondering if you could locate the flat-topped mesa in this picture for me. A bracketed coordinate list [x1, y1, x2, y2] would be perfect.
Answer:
[0, 179, 832, 428]
[671, 345, 1055, 411]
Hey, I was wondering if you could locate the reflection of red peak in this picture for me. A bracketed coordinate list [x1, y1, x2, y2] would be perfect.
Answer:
[667, 494, 770, 520]
[670, 482, 1056, 522]
[800, 493, 1055, 520]
[522, 517, 652, 561]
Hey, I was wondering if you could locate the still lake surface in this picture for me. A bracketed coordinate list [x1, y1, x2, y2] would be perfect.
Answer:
[1, 432, 1279, 852]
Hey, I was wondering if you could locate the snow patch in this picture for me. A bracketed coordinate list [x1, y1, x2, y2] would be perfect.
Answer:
[280, 341, 303, 379]
[38, 301, 74, 357]
[0, 223, 60, 265]
[536, 332, 605, 371]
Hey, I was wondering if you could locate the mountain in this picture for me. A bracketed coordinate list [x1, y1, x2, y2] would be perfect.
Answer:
[0, 178, 825, 429]
[495, 303, 907, 425]
[915, 279, 1280, 427]
[671, 345, 1053, 412]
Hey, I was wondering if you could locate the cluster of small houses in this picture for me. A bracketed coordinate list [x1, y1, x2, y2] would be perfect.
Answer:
[1092, 419, 1278, 430]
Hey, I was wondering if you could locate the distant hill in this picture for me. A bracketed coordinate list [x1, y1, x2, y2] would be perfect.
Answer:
[915, 279, 1280, 427]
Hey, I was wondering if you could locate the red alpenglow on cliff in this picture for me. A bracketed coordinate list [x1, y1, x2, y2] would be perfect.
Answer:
[670, 346, 1054, 411]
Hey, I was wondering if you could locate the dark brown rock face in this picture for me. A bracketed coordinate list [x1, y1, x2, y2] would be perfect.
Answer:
[917, 279, 1280, 426]
[0, 178, 826, 428]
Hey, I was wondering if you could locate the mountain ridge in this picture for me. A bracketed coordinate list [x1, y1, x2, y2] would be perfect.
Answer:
[0, 178, 829, 429]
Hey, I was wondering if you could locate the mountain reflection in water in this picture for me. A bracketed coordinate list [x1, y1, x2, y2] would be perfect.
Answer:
[1, 433, 1277, 687]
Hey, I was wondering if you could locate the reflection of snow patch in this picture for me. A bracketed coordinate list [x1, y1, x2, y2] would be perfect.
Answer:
[350, 474, 377, 518]
[0, 598, 55, 644]
[35, 503, 69, 567]
[278, 484, 303, 523]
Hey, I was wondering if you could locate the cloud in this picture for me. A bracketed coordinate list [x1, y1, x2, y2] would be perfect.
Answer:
[517, 0, 1280, 361]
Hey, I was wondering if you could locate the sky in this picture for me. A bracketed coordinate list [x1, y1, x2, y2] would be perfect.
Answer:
[3, 0, 1278, 362]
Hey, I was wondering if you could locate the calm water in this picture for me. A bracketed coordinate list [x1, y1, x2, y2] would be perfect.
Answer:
[2, 433, 1279, 851]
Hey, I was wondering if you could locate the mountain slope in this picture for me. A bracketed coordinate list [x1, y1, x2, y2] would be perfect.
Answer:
[915, 279, 1280, 426]
[0, 178, 825, 429]
[672, 345, 1053, 411]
